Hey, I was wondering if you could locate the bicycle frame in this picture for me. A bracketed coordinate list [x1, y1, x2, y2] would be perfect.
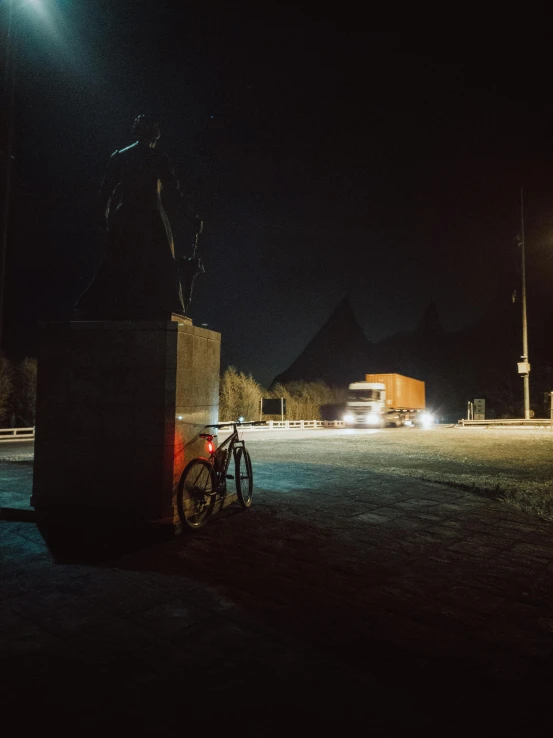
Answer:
[201, 422, 258, 494]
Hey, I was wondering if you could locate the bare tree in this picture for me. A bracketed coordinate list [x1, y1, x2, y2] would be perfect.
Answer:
[219, 366, 263, 421]
[269, 381, 342, 420]
[219, 370, 346, 423]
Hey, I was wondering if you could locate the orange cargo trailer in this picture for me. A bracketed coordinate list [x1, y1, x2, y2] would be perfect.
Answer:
[364, 373, 425, 411]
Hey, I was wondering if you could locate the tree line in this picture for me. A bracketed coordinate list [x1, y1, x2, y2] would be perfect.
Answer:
[0, 356, 37, 427]
[0, 360, 343, 428]
[219, 366, 345, 422]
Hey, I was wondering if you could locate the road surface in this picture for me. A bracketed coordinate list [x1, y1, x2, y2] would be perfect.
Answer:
[3, 425, 553, 504]
[0, 439, 34, 461]
[224, 425, 553, 505]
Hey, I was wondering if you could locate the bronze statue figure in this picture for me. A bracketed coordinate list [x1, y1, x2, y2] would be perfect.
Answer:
[75, 115, 186, 320]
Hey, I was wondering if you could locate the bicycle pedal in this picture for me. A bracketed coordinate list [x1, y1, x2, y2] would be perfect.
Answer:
[225, 474, 234, 480]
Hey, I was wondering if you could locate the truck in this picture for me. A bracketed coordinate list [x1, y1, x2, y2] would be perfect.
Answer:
[343, 373, 434, 428]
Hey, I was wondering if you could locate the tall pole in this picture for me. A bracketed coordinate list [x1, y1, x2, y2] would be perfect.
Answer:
[520, 188, 531, 419]
[0, 0, 16, 354]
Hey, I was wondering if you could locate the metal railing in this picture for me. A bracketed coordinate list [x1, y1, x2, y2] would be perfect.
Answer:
[221, 420, 345, 430]
[0, 421, 345, 442]
[458, 418, 553, 429]
[5, 420, 550, 439]
[0, 427, 35, 441]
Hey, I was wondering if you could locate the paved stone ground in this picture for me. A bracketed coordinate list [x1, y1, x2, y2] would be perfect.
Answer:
[0, 460, 33, 509]
[2, 437, 553, 736]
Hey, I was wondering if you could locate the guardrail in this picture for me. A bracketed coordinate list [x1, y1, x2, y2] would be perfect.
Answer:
[0, 427, 35, 442]
[458, 418, 553, 429]
[221, 420, 345, 430]
[0, 421, 345, 442]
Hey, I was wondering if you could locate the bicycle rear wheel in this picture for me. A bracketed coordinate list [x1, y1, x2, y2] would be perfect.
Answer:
[177, 458, 216, 529]
[235, 448, 253, 508]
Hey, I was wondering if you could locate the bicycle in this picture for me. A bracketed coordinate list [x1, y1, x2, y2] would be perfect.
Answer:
[177, 421, 264, 529]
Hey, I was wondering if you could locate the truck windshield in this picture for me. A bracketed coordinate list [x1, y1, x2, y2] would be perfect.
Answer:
[348, 390, 381, 402]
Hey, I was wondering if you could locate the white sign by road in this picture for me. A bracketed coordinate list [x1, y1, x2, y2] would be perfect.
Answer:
[474, 399, 485, 420]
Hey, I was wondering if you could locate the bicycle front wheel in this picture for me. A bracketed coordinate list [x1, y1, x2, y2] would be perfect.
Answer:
[235, 448, 253, 508]
[177, 458, 216, 529]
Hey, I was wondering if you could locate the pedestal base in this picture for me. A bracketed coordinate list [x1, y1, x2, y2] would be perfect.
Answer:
[31, 316, 221, 525]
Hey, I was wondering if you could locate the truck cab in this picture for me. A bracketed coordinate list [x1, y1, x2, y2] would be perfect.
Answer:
[343, 382, 386, 427]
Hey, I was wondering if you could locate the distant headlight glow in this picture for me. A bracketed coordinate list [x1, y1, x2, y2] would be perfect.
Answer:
[343, 413, 355, 424]
[366, 413, 380, 425]
[421, 412, 434, 427]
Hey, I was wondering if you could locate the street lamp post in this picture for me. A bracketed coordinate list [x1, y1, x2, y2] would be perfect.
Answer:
[518, 188, 531, 420]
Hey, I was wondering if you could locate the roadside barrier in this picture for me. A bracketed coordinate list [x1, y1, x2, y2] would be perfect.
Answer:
[220, 420, 345, 430]
[0, 427, 35, 442]
[458, 419, 553, 429]
[0, 421, 347, 443]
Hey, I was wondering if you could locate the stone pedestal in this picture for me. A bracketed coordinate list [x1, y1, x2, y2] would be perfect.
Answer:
[31, 316, 220, 524]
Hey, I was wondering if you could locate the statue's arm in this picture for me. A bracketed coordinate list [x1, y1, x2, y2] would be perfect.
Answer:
[99, 150, 121, 223]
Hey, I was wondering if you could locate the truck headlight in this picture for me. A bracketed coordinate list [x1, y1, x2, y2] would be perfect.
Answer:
[343, 413, 355, 424]
[421, 412, 434, 427]
[366, 413, 380, 425]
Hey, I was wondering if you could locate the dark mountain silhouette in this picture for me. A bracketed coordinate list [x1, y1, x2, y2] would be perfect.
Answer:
[272, 297, 373, 387]
[272, 261, 553, 420]
[417, 302, 445, 341]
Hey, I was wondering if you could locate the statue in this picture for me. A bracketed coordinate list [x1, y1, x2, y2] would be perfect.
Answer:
[74, 115, 187, 320]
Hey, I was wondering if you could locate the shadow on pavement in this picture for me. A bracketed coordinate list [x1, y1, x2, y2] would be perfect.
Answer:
[0, 507, 37, 522]
[33, 506, 176, 564]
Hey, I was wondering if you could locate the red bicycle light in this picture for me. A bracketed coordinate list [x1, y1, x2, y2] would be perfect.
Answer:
[207, 440, 214, 454]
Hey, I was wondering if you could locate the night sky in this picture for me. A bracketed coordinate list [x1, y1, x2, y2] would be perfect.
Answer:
[3, 2, 553, 387]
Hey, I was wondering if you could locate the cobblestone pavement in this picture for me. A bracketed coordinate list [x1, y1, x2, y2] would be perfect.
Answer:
[2, 431, 553, 735]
